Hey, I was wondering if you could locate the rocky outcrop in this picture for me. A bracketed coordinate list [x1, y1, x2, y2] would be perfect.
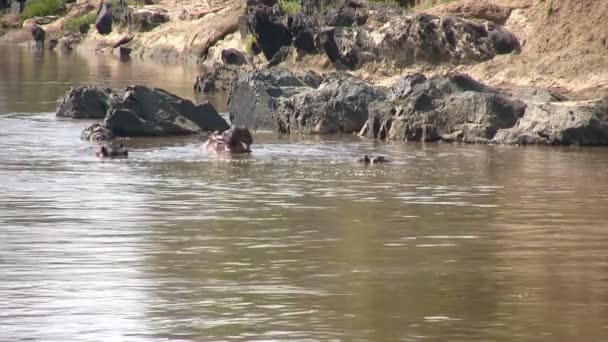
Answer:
[103, 85, 229, 137]
[493, 100, 608, 146]
[274, 75, 386, 134]
[360, 73, 526, 143]
[360, 73, 608, 146]
[56, 85, 229, 141]
[56, 86, 115, 119]
[228, 68, 326, 130]
[228, 68, 384, 134]
[238, 0, 519, 70]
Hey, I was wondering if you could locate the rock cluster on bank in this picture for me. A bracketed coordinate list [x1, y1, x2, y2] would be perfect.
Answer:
[57, 85, 229, 141]
[238, 0, 520, 70]
[195, 0, 520, 97]
[227, 67, 608, 146]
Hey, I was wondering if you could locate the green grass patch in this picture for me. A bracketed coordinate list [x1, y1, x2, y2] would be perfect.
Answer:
[21, 0, 65, 20]
[63, 12, 96, 33]
[244, 34, 258, 56]
[279, 0, 301, 16]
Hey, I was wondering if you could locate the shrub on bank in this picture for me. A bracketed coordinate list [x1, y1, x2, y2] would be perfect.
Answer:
[244, 35, 258, 56]
[279, 0, 301, 15]
[63, 12, 96, 33]
[21, 0, 65, 20]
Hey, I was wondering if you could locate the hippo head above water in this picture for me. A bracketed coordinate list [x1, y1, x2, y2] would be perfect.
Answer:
[96, 143, 128, 158]
[203, 126, 253, 154]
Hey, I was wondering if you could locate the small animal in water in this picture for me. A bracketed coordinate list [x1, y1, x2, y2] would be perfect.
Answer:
[96, 144, 128, 158]
[203, 126, 253, 154]
[357, 154, 390, 164]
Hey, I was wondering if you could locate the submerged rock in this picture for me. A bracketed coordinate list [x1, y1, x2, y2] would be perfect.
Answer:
[57, 85, 229, 140]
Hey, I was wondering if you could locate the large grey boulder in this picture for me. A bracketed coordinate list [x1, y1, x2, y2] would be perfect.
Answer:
[273, 76, 386, 134]
[359, 73, 526, 143]
[103, 85, 229, 137]
[56, 85, 229, 140]
[360, 73, 608, 146]
[493, 99, 608, 146]
[229, 68, 385, 134]
[228, 68, 326, 131]
[56, 86, 116, 119]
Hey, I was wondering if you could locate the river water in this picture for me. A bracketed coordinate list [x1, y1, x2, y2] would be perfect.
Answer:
[2, 46, 608, 342]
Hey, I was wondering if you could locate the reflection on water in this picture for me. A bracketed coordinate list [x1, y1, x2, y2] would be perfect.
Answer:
[0, 46, 222, 114]
[2, 49, 608, 342]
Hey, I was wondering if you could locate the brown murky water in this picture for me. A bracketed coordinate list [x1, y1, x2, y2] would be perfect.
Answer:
[2, 46, 608, 342]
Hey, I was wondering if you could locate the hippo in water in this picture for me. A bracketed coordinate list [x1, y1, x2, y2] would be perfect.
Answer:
[96, 144, 128, 158]
[203, 127, 253, 154]
[357, 155, 390, 164]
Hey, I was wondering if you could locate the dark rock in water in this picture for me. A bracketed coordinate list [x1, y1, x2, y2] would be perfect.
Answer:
[57, 85, 229, 140]
[94, 1, 112, 35]
[59, 33, 82, 52]
[357, 154, 390, 164]
[194, 64, 238, 94]
[221, 48, 248, 66]
[228, 68, 326, 131]
[56, 86, 115, 119]
[113, 46, 131, 58]
[360, 72, 608, 146]
[274, 74, 386, 134]
[48, 39, 59, 51]
[103, 85, 229, 137]
[81, 123, 115, 141]
[229, 68, 384, 134]
[96, 143, 128, 158]
[30, 25, 45, 49]
[493, 99, 608, 146]
[359, 73, 526, 143]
